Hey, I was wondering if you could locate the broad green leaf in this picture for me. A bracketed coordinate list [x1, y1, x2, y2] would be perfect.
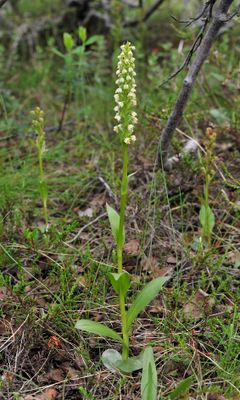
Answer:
[102, 349, 122, 372]
[108, 271, 131, 296]
[116, 353, 144, 373]
[168, 376, 193, 399]
[63, 33, 74, 52]
[199, 205, 215, 235]
[79, 26, 87, 43]
[75, 319, 123, 343]
[106, 203, 120, 243]
[141, 347, 157, 400]
[126, 276, 169, 331]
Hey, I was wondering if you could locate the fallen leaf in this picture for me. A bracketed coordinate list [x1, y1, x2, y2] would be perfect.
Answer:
[166, 255, 177, 264]
[40, 388, 58, 400]
[78, 207, 93, 218]
[47, 336, 62, 349]
[38, 368, 64, 383]
[183, 289, 215, 319]
[0, 287, 8, 301]
[141, 256, 159, 272]
[151, 266, 173, 279]
[124, 239, 140, 256]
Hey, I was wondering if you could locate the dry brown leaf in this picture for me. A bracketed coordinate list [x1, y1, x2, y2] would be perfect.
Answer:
[183, 289, 215, 319]
[151, 266, 173, 279]
[39, 388, 58, 400]
[166, 255, 177, 264]
[38, 368, 64, 383]
[141, 256, 159, 272]
[124, 239, 140, 256]
[78, 207, 93, 218]
[0, 287, 8, 301]
[90, 192, 106, 208]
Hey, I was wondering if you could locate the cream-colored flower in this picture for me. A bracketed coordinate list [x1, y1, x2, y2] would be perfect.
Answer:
[113, 42, 137, 145]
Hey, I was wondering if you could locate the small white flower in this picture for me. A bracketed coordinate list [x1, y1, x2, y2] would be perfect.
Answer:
[115, 114, 121, 122]
[124, 137, 131, 144]
[128, 124, 134, 132]
[114, 106, 119, 112]
[119, 102, 124, 108]
[116, 88, 122, 94]
[130, 135, 136, 142]
[123, 84, 129, 90]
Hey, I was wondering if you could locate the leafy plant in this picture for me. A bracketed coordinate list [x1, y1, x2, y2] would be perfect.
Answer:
[52, 27, 100, 128]
[75, 44, 169, 397]
[199, 127, 217, 247]
[30, 107, 48, 227]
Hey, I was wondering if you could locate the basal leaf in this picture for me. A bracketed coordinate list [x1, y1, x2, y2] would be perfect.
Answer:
[75, 319, 123, 343]
[102, 349, 122, 372]
[141, 347, 157, 400]
[116, 353, 143, 373]
[126, 276, 169, 332]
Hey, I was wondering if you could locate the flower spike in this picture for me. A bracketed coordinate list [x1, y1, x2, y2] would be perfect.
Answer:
[114, 42, 137, 145]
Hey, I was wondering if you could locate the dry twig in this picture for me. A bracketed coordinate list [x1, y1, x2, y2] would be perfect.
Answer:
[158, 0, 236, 169]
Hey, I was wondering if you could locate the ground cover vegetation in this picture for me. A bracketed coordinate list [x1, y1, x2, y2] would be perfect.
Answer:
[0, 0, 239, 399]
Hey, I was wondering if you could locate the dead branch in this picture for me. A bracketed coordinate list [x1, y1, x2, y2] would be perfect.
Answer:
[124, 0, 166, 27]
[158, 0, 235, 170]
[0, 0, 8, 8]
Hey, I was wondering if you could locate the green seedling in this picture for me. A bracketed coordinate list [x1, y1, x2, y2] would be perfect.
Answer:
[30, 107, 48, 228]
[76, 43, 169, 393]
[52, 27, 100, 128]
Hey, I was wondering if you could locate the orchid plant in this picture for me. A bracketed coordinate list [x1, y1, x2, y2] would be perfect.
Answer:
[76, 42, 169, 397]
[30, 107, 48, 228]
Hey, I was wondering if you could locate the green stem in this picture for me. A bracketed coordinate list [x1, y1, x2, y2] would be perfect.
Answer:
[117, 143, 129, 360]
[120, 291, 129, 360]
[117, 143, 129, 273]
[204, 173, 210, 246]
[38, 150, 48, 227]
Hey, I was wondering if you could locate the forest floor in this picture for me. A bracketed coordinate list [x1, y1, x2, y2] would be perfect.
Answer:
[0, 2, 240, 399]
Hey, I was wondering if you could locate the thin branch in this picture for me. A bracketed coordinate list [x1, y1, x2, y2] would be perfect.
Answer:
[0, 0, 8, 8]
[158, 0, 235, 169]
[124, 0, 165, 27]
[162, 0, 217, 85]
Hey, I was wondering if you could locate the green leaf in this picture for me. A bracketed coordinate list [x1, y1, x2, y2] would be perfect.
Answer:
[116, 353, 144, 373]
[141, 347, 157, 400]
[168, 376, 193, 399]
[75, 320, 123, 343]
[63, 32, 74, 52]
[199, 205, 215, 236]
[102, 349, 122, 372]
[51, 48, 64, 58]
[39, 180, 48, 201]
[106, 203, 120, 243]
[85, 35, 100, 46]
[79, 26, 87, 43]
[108, 272, 131, 296]
[126, 276, 169, 332]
